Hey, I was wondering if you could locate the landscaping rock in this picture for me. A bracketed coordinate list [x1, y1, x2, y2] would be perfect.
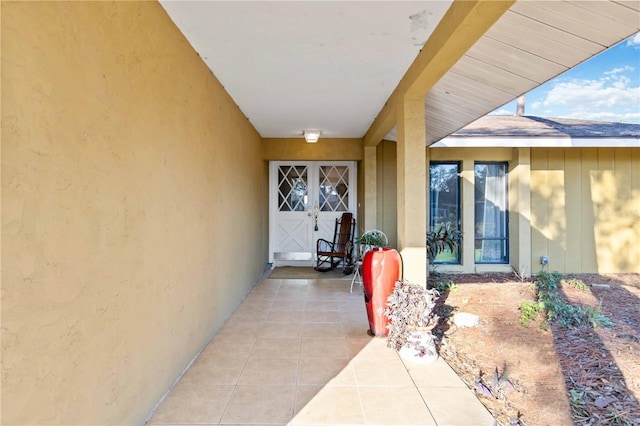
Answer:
[453, 312, 479, 328]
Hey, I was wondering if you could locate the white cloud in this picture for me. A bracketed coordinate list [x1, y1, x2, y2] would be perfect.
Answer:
[604, 66, 634, 75]
[626, 32, 640, 48]
[530, 101, 542, 110]
[540, 73, 639, 121]
[559, 110, 640, 123]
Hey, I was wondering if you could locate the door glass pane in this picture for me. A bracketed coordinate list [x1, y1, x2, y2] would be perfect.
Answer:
[278, 165, 308, 212]
[318, 166, 349, 212]
[429, 163, 461, 263]
[474, 163, 508, 263]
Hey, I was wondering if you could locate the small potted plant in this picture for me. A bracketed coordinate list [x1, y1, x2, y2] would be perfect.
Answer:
[384, 280, 440, 363]
[354, 229, 389, 264]
[355, 230, 388, 252]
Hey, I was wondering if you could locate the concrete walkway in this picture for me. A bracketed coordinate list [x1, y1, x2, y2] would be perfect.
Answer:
[146, 275, 497, 425]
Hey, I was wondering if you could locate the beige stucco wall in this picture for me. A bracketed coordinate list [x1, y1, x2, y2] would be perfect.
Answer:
[531, 147, 640, 273]
[2, 2, 266, 424]
[262, 138, 363, 161]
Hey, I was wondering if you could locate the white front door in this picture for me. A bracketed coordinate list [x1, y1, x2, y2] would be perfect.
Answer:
[269, 161, 357, 266]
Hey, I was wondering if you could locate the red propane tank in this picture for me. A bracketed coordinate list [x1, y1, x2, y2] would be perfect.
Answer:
[362, 247, 402, 336]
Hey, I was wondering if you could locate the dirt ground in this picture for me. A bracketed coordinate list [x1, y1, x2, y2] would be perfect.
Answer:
[428, 272, 640, 426]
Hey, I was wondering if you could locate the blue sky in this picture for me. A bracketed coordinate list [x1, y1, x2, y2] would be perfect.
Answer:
[491, 32, 640, 124]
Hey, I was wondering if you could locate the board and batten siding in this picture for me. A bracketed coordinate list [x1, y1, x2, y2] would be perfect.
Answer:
[531, 147, 640, 273]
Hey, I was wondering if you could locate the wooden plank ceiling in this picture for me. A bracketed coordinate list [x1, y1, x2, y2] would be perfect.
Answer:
[386, 1, 640, 145]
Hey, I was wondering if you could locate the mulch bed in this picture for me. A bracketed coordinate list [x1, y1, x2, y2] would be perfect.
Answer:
[428, 272, 640, 426]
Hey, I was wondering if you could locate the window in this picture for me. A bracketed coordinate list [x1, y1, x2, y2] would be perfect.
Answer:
[429, 162, 461, 264]
[278, 166, 308, 212]
[474, 162, 508, 263]
[318, 165, 350, 212]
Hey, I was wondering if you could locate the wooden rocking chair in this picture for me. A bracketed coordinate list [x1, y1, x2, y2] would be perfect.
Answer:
[315, 212, 356, 274]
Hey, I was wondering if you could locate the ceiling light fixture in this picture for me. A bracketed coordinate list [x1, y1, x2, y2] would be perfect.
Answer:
[303, 130, 321, 143]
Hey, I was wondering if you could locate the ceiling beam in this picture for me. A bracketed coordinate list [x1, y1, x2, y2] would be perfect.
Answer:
[363, 0, 515, 147]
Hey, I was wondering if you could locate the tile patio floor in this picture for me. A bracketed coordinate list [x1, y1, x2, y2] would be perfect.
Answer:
[146, 275, 497, 426]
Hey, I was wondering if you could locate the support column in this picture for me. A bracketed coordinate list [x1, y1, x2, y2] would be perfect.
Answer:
[396, 95, 427, 286]
[363, 146, 377, 232]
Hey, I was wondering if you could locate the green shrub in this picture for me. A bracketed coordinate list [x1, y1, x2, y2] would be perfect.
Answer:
[431, 280, 458, 293]
[519, 271, 614, 330]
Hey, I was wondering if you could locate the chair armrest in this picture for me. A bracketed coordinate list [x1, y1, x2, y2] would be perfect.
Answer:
[316, 238, 334, 252]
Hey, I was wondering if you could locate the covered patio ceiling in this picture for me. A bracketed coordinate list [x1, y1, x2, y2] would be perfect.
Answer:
[160, 1, 639, 146]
